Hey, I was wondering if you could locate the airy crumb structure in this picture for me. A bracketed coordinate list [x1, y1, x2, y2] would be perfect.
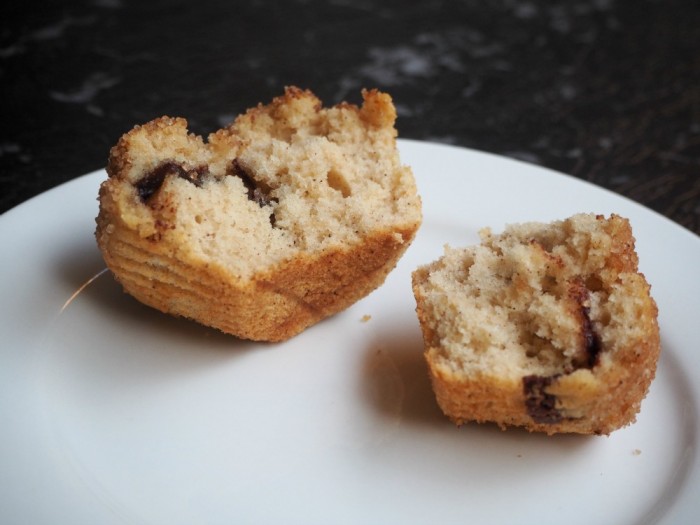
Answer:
[412, 213, 660, 435]
[96, 87, 422, 341]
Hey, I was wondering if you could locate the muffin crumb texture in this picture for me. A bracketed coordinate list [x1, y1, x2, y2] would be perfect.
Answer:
[96, 87, 421, 341]
[412, 213, 660, 435]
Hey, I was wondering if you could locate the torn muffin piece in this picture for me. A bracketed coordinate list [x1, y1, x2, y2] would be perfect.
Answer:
[96, 87, 422, 342]
[411, 213, 660, 435]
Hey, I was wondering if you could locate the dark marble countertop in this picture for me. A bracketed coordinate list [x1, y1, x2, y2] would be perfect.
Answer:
[2, 0, 699, 235]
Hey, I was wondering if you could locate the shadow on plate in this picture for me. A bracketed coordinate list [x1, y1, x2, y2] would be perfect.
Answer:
[50, 237, 262, 357]
[359, 318, 594, 449]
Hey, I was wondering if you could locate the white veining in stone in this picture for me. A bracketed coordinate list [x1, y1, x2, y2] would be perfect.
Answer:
[0, 142, 21, 155]
[49, 72, 120, 110]
[49, 72, 120, 104]
[216, 113, 237, 128]
[30, 15, 96, 42]
[91, 0, 123, 8]
[359, 46, 435, 86]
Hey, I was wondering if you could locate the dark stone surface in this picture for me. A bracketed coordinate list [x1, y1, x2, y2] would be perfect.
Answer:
[2, 0, 699, 234]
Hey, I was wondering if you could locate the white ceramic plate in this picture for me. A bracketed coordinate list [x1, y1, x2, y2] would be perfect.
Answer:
[1, 140, 698, 525]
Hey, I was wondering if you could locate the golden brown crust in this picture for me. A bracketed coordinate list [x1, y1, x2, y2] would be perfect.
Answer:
[97, 214, 415, 341]
[423, 322, 660, 436]
[412, 214, 660, 435]
[96, 87, 421, 341]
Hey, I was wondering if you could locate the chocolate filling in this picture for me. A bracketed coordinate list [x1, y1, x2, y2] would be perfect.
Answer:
[134, 159, 277, 225]
[523, 374, 563, 424]
[581, 305, 602, 368]
[522, 279, 605, 425]
[136, 161, 207, 202]
[569, 280, 603, 369]
[230, 159, 277, 226]
[231, 159, 275, 208]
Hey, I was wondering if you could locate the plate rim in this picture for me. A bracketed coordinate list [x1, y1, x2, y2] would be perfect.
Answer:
[1, 140, 698, 525]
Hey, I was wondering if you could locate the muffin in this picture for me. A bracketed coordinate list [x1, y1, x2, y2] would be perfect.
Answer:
[96, 87, 422, 341]
[412, 213, 660, 435]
